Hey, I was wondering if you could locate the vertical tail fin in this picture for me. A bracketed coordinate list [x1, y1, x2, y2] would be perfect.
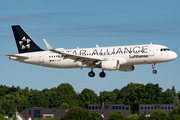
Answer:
[12, 25, 44, 53]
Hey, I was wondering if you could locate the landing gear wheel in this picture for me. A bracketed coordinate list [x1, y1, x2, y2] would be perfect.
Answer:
[152, 64, 157, 74]
[99, 72, 106, 78]
[153, 70, 157, 74]
[88, 71, 95, 77]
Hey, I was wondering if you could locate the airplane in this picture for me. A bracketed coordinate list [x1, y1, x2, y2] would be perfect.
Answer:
[5, 25, 177, 78]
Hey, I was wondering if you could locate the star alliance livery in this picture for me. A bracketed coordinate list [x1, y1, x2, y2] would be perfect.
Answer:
[5, 25, 177, 78]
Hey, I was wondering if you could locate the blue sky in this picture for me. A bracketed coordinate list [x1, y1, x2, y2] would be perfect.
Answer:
[1, 0, 180, 95]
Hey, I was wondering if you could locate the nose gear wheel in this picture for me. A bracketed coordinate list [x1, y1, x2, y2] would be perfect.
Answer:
[152, 64, 157, 74]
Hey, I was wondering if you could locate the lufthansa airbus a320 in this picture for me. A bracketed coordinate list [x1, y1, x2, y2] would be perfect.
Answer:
[5, 25, 177, 78]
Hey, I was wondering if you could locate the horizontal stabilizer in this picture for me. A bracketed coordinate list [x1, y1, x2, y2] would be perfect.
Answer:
[4, 54, 29, 59]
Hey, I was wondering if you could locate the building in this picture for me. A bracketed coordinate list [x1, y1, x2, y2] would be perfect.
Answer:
[139, 104, 178, 115]
[88, 103, 131, 120]
[20, 107, 66, 119]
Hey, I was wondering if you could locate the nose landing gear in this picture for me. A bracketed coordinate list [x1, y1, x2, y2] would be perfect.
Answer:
[152, 64, 157, 74]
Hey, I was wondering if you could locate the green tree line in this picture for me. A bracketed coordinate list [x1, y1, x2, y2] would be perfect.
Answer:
[0, 83, 179, 118]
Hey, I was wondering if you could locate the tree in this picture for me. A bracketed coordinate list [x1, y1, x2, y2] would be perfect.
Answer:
[2, 94, 15, 101]
[57, 83, 78, 108]
[6, 85, 19, 94]
[169, 106, 180, 120]
[0, 114, 5, 120]
[88, 112, 103, 120]
[46, 83, 78, 108]
[108, 111, 126, 120]
[19, 87, 30, 99]
[177, 91, 180, 99]
[78, 88, 98, 108]
[45, 87, 59, 108]
[57, 83, 77, 96]
[138, 113, 149, 120]
[99, 89, 119, 104]
[149, 109, 169, 120]
[64, 106, 89, 120]
[0, 85, 9, 99]
[0, 109, 5, 116]
[126, 114, 139, 120]
[171, 86, 179, 106]
[60, 103, 69, 109]
[28, 90, 49, 108]
[19, 99, 31, 112]
[1, 100, 16, 118]
[117, 83, 173, 114]
[117, 83, 145, 114]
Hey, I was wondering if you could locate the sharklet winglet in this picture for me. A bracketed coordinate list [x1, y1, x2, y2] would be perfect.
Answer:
[43, 39, 54, 51]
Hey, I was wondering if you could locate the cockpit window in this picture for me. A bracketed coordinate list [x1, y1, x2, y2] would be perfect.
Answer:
[160, 48, 171, 51]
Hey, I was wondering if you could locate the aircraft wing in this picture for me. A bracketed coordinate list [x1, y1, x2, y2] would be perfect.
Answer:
[43, 39, 102, 64]
[4, 54, 29, 59]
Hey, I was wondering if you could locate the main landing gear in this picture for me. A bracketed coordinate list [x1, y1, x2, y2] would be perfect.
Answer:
[99, 70, 106, 78]
[152, 64, 157, 74]
[88, 67, 95, 77]
[88, 69, 106, 78]
[88, 71, 95, 77]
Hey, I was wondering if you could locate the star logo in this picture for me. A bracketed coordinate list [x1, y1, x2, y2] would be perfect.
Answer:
[19, 36, 31, 50]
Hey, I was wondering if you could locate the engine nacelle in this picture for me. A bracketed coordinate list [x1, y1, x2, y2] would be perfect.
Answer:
[101, 60, 119, 71]
[119, 65, 135, 72]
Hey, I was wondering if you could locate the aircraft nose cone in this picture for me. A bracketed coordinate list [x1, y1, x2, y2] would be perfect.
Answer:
[172, 52, 177, 60]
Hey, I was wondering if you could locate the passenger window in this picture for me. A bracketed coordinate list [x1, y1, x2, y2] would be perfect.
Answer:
[88, 106, 91, 110]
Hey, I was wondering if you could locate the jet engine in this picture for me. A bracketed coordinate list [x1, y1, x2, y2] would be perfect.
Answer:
[119, 65, 135, 72]
[101, 60, 119, 71]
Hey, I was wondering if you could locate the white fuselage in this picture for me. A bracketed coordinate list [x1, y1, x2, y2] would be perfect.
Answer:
[10, 44, 177, 70]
